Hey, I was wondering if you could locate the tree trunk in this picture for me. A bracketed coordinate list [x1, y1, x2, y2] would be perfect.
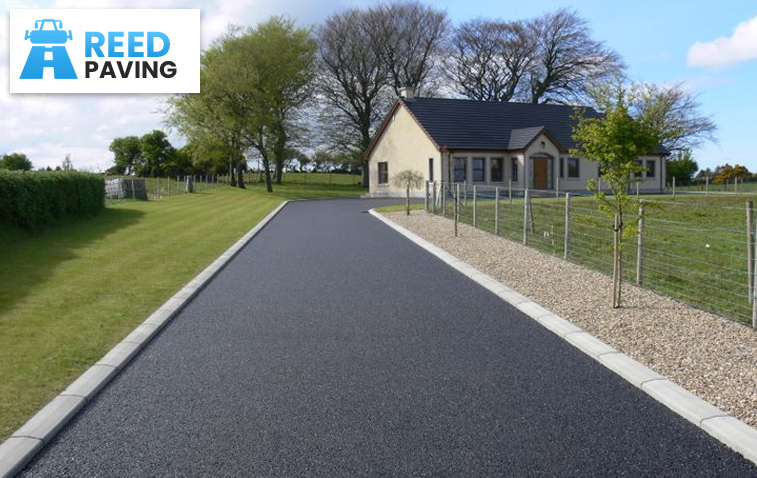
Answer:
[229, 159, 237, 188]
[275, 161, 283, 185]
[362, 159, 369, 188]
[612, 213, 623, 308]
[261, 155, 273, 193]
[237, 165, 245, 189]
[406, 185, 410, 215]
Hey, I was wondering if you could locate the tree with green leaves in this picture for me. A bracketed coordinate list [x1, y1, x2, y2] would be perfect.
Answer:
[139, 130, 175, 177]
[391, 170, 425, 215]
[666, 149, 699, 183]
[109, 136, 142, 175]
[0, 153, 33, 171]
[571, 82, 660, 308]
[167, 18, 315, 192]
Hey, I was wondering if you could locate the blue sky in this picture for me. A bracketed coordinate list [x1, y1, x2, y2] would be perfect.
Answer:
[1, 0, 756, 171]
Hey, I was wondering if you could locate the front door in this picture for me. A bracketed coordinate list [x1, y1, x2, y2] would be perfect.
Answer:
[533, 158, 549, 189]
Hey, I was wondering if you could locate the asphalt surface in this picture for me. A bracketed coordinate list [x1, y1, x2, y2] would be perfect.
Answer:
[18, 198, 757, 477]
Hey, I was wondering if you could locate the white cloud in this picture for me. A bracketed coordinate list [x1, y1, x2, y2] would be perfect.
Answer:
[688, 15, 757, 68]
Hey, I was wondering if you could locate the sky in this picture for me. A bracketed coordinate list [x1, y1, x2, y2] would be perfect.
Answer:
[1, 0, 757, 172]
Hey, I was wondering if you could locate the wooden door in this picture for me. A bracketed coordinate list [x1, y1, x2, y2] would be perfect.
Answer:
[533, 158, 549, 189]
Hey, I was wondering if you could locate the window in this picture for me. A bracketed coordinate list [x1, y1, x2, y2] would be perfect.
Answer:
[646, 159, 656, 178]
[490, 157, 503, 182]
[428, 158, 434, 182]
[454, 157, 466, 182]
[378, 162, 388, 185]
[472, 157, 485, 182]
[511, 157, 519, 182]
[559, 157, 565, 179]
[567, 157, 580, 178]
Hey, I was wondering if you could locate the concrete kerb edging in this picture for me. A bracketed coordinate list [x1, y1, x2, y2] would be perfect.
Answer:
[0, 201, 291, 478]
[369, 209, 757, 467]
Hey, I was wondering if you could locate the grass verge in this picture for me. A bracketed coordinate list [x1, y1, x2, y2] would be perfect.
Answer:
[0, 184, 363, 440]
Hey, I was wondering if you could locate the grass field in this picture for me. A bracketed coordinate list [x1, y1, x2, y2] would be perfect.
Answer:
[384, 191, 757, 325]
[0, 183, 364, 441]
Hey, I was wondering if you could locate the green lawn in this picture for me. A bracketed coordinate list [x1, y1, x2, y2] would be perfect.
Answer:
[0, 183, 364, 440]
[422, 192, 756, 325]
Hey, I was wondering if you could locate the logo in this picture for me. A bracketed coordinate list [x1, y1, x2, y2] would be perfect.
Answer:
[20, 19, 77, 79]
[10, 9, 200, 94]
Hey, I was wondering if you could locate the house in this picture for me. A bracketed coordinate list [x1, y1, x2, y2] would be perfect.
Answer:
[365, 88, 668, 197]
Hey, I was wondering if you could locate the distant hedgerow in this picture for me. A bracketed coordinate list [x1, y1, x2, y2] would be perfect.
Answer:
[0, 171, 105, 232]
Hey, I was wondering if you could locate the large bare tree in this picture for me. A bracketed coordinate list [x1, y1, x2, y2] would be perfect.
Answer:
[446, 18, 535, 102]
[367, 1, 450, 97]
[526, 8, 624, 104]
[317, 8, 391, 187]
[631, 82, 717, 152]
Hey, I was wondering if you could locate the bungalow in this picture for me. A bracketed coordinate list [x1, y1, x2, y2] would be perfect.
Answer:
[365, 87, 668, 197]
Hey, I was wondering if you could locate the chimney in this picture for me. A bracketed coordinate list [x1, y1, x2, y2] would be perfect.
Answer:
[399, 86, 415, 100]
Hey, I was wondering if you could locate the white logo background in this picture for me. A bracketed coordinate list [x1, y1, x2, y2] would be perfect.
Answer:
[10, 9, 200, 94]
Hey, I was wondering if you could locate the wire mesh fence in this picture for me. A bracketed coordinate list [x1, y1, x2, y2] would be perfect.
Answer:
[427, 181, 757, 328]
[104, 175, 222, 203]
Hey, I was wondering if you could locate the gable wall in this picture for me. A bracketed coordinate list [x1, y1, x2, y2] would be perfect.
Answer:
[367, 104, 440, 196]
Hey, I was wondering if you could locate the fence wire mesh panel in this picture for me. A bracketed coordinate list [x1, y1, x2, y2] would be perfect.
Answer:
[430, 182, 757, 326]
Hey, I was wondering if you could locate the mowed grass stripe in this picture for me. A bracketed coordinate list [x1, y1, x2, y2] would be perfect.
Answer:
[0, 187, 303, 440]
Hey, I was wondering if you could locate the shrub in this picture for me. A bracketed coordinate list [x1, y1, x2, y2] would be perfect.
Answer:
[0, 171, 105, 232]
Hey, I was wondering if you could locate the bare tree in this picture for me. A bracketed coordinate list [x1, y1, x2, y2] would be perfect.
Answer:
[367, 1, 450, 97]
[526, 8, 624, 104]
[317, 8, 391, 187]
[631, 82, 717, 152]
[446, 19, 535, 102]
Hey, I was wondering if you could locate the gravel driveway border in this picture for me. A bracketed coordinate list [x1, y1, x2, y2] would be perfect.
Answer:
[370, 208, 757, 467]
[0, 201, 291, 478]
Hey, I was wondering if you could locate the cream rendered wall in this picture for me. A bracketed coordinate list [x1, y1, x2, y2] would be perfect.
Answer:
[368, 104, 440, 197]
[524, 134, 562, 190]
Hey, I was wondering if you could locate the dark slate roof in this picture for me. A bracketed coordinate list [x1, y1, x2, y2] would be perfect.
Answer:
[508, 126, 546, 150]
[401, 97, 601, 152]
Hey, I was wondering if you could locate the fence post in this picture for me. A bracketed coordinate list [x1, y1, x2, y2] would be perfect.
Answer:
[564, 193, 571, 259]
[455, 183, 459, 237]
[425, 181, 429, 212]
[637, 202, 645, 286]
[509, 180, 513, 204]
[472, 185, 477, 228]
[672, 177, 676, 199]
[432, 181, 437, 214]
[748, 200, 754, 304]
[442, 182, 447, 218]
[523, 189, 529, 245]
[495, 187, 500, 236]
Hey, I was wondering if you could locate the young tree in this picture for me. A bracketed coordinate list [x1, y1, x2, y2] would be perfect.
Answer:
[446, 18, 535, 102]
[391, 170, 425, 215]
[109, 136, 142, 175]
[0, 153, 33, 171]
[571, 82, 659, 308]
[527, 9, 624, 104]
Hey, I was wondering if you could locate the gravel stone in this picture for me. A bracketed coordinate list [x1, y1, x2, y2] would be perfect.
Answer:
[383, 210, 757, 428]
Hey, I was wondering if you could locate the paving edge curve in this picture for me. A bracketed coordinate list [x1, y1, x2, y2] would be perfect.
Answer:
[369, 208, 757, 468]
[0, 201, 291, 478]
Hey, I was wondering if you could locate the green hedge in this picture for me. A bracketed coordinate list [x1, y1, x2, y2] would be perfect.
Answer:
[0, 171, 105, 232]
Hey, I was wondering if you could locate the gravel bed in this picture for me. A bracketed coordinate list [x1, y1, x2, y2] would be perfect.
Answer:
[382, 210, 757, 429]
